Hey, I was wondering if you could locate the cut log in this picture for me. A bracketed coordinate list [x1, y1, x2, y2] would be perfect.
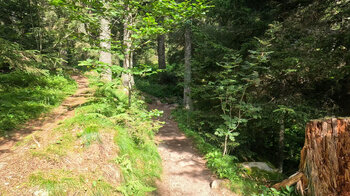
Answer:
[300, 118, 350, 195]
[272, 171, 304, 190]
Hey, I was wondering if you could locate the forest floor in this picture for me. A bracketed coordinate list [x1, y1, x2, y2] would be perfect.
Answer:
[150, 102, 235, 196]
[0, 75, 93, 195]
[0, 75, 89, 154]
[0, 75, 235, 195]
[0, 76, 121, 195]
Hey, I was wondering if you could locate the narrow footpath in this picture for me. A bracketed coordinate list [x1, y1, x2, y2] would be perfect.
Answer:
[150, 102, 234, 196]
[0, 75, 92, 195]
[0, 75, 90, 156]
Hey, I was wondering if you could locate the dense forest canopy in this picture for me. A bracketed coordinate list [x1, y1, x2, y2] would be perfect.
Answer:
[1, 0, 350, 194]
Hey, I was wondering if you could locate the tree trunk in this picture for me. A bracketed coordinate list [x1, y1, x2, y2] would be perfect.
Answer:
[184, 25, 192, 110]
[157, 34, 166, 69]
[223, 134, 228, 156]
[298, 118, 350, 195]
[99, 17, 112, 82]
[122, 4, 134, 106]
[278, 119, 285, 173]
[77, 22, 88, 62]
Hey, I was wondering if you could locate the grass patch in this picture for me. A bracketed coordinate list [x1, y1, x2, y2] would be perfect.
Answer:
[77, 125, 101, 147]
[31, 131, 77, 160]
[115, 126, 161, 196]
[0, 71, 76, 136]
[28, 169, 117, 195]
[30, 113, 113, 160]
[88, 74, 162, 195]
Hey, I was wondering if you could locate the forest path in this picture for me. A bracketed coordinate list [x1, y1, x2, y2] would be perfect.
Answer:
[0, 75, 94, 195]
[149, 102, 235, 196]
[0, 75, 90, 155]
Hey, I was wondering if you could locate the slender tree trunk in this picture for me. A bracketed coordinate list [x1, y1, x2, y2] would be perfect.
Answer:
[28, 0, 40, 52]
[77, 22, 88, 62]
[157, 34, 166, 69]
[278, 119, 285, 173]
[122, 4, 134, 105]
[99, 17, 112, 82]
[223, 135, 228, 156]
[184, 25, 193, 110]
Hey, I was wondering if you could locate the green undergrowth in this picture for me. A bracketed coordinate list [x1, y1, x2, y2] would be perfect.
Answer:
[88, 75, 162, 195]
[0, 70, 77, 136]
[135, 72, 182, 103]
[172, 109, 298, 196]
[115, 126, 161, 195]
[28, 73, 162, 195]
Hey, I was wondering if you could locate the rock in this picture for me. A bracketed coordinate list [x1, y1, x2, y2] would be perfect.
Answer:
[241, 162, 279, 172]
[0, 162, 7, 170]
[156, 100, 162, 105]
[210, 180, 223, 189]
[33, 190, 49, 196]
[169, 103, 179, 110]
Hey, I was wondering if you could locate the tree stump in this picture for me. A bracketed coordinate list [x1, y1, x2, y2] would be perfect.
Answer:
[299, 118, 350, 195]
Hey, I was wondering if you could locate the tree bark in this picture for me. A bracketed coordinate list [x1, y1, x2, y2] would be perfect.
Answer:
[278, 119, 285, 173]
[122, 3, 134, 106]
[184, 25, 193, 110]
[297, 118, 350, 195]
[99, 17, 112, 82]
[157, 34, 166, 69]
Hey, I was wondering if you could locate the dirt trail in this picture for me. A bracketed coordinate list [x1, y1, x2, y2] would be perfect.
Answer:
[0, 75, 90, 156]
[0, 75, 96, 194]
[150, 102, 235, 196]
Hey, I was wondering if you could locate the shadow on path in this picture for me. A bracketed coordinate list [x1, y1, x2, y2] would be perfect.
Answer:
[149, 102, 235, 196]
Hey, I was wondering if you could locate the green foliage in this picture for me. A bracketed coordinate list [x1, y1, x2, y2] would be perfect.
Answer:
[256, 186, 298, 196]
[115, 127, 161, 196]
[0, 0, 89, 70]
[0, 38, 38, 71]
[162, 0, 346, 177]
[106, 80, 163, 195]
[0, 71, 76, 136]
[89, 74, 163, 195]
[135, 72, 182, 101]
[210, 52, 262, 155]
[77, 125, 101, 147]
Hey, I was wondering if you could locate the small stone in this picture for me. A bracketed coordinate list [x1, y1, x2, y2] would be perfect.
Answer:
[33, 190, 49, 196]
[210, 180, 222, 189]
[241, 162, 279, 172]
[0, 162, 7, 170]
[169, 104, 179, 109]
